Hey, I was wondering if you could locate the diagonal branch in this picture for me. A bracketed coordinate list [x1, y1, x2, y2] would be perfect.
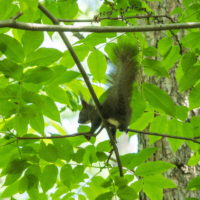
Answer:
[0, 19, 199, 32]
[38, 3, 124, 177]
[128, 129, 200, 144]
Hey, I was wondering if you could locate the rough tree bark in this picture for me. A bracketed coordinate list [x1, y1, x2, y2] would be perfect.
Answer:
[138, 0, 200, 199]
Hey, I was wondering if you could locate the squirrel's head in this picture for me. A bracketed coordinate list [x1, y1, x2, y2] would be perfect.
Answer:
[78, 100, 94, 124]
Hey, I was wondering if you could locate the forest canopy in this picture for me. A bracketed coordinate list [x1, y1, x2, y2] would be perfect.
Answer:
[0, 0, 199, 199]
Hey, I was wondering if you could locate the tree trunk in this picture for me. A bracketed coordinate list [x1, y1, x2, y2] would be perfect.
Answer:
[138, 0, 200, 199]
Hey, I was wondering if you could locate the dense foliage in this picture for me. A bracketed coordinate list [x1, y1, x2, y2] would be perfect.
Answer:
[0, 0, 199, 199]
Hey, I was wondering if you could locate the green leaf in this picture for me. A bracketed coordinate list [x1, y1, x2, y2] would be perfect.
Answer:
[167, 120, 187, 152]
[14, 113, 29, 136]
[73, 165, 86, 184]
[60, 164, 74, 188]
[40, 164, 58, 192]
[143, 47, 158, 56]
[18, 176, 29, 194]
[83, 176, 108, 200]
[40, 95, 60, 122]
[22, 31, 44, 55]
[1, 159, 28, 176]
[19, 105, 37, 118]
[25, 174, 39, 199]
[96, 140, 112, 152]
[181, 32, 200, 49]
[143, 83, 176, 116]
[83, 145, 98, 165]
[179, 65, 200, 91]
[131, 180, 143, 193]
[188, 153, 200, 166]
[72, 148, 85, 163]
[26, 164, 41, 178]
[121, 148, 157, 170]
[23, 66, 54, 83]
[0, 59, 23, 80]
[61, 45, 90, 68]
[0, 142, 18, 168]
[21, 88, 43, 105]
[143, 174, 176, 189]
[53, 139, 73, 162]
[4, 173, 22, 186]
[18, 0, 38, 16]
[0, 100, 17, 117]
[142, 59, 168, 76]
[45, 85, 69, 104]
[50, 67, 80, 85]
[175, 105, 188, 121]
[95, 192, 113, 200]
[158, 37, 172, 56]
[0, 0, 18, 20]
[181, 52, 197, 72]
[26, 48, 62, 66]
[191, 117, 200, 139]
[0, 75, 9, 88]
[144, 184, 163, 200]
[149, 116, 168, 143]
[163, 46, 180, 70]
[130, 112, 154, 131]
[78, 195, 87, 200]
[57, 0, 78, 19]
[135, 161, 175, 176]
[117, 186, 137, 200]
[79, 33, 115, 46]
[30, 111, 44, 135]
[1, 181, 19, 198]
[189, 83, 200, 109]
[87, 50, 107, 82]
[187, 176, 200, 190]
[96, 152, 107, 161]
[39, 142, 58, 163]
[114, 176, 128, 188]
[0, 34, 24, 62]
[185, 198, 199, 200]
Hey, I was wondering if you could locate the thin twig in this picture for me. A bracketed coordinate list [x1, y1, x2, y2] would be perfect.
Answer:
[12, 12, 23, 20]
[106, 149, 114, 167]
[128, 129, 200, 144]
[17, 132, 93, 140]
[0, 20, 199, 32]
[12, 129, 200, 145]
[38, 3, 124, 177]
[58, 14, 176, 23]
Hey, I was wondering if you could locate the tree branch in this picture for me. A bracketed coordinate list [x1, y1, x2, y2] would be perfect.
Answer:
[0, 19, 199, 32]
[16, 132, 93, 140]
[58, 14, 175, 23]
[38, 3, 124, 177]
[128, 129, 200, 144]
[14, 129, 200, 144]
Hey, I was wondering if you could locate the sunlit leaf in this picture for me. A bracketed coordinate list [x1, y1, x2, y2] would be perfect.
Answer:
[135, 161, 175, 176]
[143, 83, 176, 116]
[40, 164, 58, 192]
[39, 142, 58, 163]
[87, 50, 107, 82]
[0, 34, 24, 62]
[26, 48, 62, 66]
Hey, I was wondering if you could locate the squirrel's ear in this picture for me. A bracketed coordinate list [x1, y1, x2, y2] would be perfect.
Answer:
[81, 99, 88, 108]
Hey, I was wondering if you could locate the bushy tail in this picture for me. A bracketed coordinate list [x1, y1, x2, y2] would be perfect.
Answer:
[102, 38, 139, 131]
[110, 39, 139, 103]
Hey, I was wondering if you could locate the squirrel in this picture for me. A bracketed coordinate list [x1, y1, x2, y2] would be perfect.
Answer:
[78, 39, 139, 139]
